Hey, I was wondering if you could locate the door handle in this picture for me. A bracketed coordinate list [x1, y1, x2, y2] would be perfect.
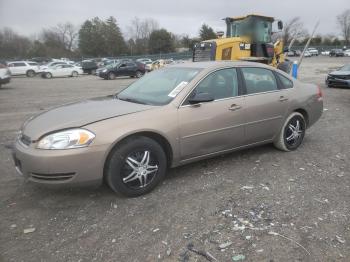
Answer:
[279, 96, 288, 102]
[228, 104, 241, 111]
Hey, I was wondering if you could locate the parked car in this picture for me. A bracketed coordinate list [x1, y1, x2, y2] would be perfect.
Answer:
[326, 64, 350, 88]
[304, 51, 312, 57]
[136, 58, 152, 64]
[0, 61, 11, 88]
[41, 64, 83, 79]
[98, 61, 145, 80]
[13, 61, 323, 197]
[287, 50, 300, 57]
[7, 61, 40, 77]
[39, 61, 68, 71]
[321, 50, 330, 56]
[307, 48, 319, 56]
[344, 49, 350, 57]
[81, 60, 98, 75]
[329, 49, 344, 57]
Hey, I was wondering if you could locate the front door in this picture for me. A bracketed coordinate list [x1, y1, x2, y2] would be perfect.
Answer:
[178, 68, 246, 160]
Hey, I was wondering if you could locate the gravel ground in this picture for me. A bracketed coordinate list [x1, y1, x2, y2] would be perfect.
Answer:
[0, 56, 349, 262]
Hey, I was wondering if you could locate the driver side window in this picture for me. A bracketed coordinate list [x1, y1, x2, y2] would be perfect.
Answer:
[189, 68, 238, 102]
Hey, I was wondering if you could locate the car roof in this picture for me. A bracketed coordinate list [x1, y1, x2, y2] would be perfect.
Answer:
[169, 61, 274, 70]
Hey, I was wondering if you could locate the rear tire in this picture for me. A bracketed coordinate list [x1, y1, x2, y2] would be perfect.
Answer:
[72, 71, 78, 77]
[26, 70, 35, 77]
[274, 112, 306, 152]
[45, 72, 52, 79]
[105, 136, 167, 197]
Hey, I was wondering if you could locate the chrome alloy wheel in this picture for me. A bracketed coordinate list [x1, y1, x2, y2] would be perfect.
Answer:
[285, 119, 304, 146]
[122, 151, 158, 189]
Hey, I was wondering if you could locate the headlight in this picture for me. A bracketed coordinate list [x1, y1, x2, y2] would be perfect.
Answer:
[102, 69, 107, 72]
[37, 129, 95, 150]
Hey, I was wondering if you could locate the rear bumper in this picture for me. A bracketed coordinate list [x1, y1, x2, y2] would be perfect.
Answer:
[12, 140, 107, 185]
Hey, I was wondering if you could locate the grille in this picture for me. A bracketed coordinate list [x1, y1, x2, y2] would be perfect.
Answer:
[30, 172, 76, 181]
[193, 42, 215, 62]
[330, 74, 350, 80]
[20, 134, 31, 146]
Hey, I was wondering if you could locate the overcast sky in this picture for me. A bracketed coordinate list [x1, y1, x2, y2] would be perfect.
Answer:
[0, 0, 347, 39]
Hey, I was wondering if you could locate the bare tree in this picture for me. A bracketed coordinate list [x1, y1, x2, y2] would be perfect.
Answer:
[41, 22, 78, 51]
[282, 17, 308, 45]
[337, 9, 350, 45]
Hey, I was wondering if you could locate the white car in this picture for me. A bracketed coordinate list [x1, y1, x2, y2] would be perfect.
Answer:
[321, 50, 330, 56]
[0, 62, 11, 88]
[307, 48, 319, 56]
[39, 61, 68, 71]
[344, 49, 350, 57]
[304, 51, 312, 57]
[42, 64, 83, 78]
[7, 61, 40, 77]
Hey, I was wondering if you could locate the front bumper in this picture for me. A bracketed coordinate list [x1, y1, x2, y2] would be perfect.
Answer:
[12, 139, 108, 185]
[326, 76, 350, 87]
[0, 76, 11, 84]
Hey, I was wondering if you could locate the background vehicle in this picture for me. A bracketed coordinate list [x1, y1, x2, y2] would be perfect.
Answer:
[81, 60, 98, 74]
[39, 61, 68, 71]
[192, 14, 291, 72]
[98, 61, 145, 80]
[41, 64, 83, 79]
[13, 61, 323, 197]
[326, 64, 350, 88]
[287, 50, 301, 57]
[7, 61, 40, 77]
[307, 48, 319, 56]
[321, 50, 330, 56]
[329, 49, 344, 57]
[304, 51, 312, 57]
[136, 58, 152, 64]
[0, 61, 11, 88]
[344, 49, 350, 57]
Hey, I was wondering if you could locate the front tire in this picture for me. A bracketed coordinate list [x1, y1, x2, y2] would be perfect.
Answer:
[45, 72, 52, 79]
[108, 72, 116, 80]
[26, 70, 35, 77]
[274, 112, 306, 151]
[105, 136, 167, 197]
[72, 71, 78, 77]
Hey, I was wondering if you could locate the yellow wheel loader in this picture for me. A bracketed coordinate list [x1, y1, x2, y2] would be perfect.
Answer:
[193, 14, 292, 73]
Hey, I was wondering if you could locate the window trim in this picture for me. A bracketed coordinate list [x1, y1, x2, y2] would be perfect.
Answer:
[179, 67, 243, 108]
[238, 67, 282, 96]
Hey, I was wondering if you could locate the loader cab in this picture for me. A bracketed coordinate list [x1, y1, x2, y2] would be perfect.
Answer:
[225, 15, 279, 62]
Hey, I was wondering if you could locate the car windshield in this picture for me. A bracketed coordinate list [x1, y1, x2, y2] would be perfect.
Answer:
[117, 67, 201, 106]
[340, 64, 350, 71]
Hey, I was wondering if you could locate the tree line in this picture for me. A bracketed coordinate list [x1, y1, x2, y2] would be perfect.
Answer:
[0, 9, 349, 59]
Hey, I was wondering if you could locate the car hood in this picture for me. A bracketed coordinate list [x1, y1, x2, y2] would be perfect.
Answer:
[330, 70, 350, 76]
[22, 96, 155, 140]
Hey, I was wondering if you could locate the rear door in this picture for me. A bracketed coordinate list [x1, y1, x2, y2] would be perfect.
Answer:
[178, 68, 246, 160]
[240, 67, 291, 144]
[8, 62, 26, 75]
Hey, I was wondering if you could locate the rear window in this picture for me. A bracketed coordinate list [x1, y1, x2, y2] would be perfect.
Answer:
[241, 67, 278, 94]
[12, 62, 26, 67]
[277, 73, 293, 89]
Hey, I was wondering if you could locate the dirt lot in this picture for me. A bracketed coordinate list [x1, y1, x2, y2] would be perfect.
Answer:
[0, 57, 349, 262]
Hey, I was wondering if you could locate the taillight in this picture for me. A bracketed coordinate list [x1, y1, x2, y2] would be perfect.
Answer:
[317, 85, 323, 100]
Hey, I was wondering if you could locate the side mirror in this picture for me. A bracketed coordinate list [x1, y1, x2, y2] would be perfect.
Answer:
[278, 21, 283, 30]
[188, 92, 214, 104]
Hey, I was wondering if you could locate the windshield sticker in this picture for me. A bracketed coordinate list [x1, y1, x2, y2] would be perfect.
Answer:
[168, 81, 188, 98]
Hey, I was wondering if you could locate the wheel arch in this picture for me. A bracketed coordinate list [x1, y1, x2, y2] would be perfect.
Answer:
[293, 108, 309, 127]
[103, 131, 174, 177]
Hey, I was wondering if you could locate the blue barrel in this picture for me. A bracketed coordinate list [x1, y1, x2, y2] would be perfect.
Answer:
[292, 61, 298, 79]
